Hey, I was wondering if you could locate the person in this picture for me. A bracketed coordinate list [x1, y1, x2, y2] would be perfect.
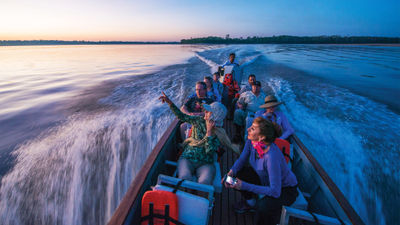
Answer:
[233, 81, 266, 143]
[204, 76, 222, 102]
[221, 53, 241, 111]
[159, 92, 239, 185]
[253, 95, 294, 140]
[212, 72, 224, 96]
[222, 53, 241, 84]
[228, 74, 259, 120]
[180, 81, 214, 139]
[223, 117, 298, 225]
[239, 74, 256, 95]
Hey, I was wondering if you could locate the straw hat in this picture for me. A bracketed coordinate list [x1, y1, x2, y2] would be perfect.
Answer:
[259, 95, 283, 108]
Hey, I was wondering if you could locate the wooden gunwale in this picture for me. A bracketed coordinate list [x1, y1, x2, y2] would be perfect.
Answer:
[107, 119, 179, 225]
[290, 134, 365, 225]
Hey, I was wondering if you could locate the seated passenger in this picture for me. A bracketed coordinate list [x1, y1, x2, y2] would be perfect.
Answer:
[159, 92, 239, 185]
[204, 76, 222, 102]
[239, 74, 256, 95]
[224, 117, 298, 225]
[233, 81, 266, 143]
[212, 72, 224, 96]
[180, 81, 214, 139]
[253, 95, 294, 140]
[229, 74, 261, 120]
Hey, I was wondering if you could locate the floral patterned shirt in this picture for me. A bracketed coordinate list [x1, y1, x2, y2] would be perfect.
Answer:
[169, 103, 220, 164]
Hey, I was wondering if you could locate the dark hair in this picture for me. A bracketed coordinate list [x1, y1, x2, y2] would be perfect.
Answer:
[229, 53, 236, 57]
[204, 76, 213, 83]
[252, 81, 261, 87]
[248, 74, 256, 79]
[253, 117, 282, 143]
[196, 81, 207, 90]
[203, 76, 213, 88]
[213, 72, 220, 77]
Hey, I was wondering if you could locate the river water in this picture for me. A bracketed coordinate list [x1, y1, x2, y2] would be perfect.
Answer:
[0, 44, 398, 225]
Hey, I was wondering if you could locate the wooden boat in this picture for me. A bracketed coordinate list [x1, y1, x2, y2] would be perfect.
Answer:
[107, 117, 365, 225]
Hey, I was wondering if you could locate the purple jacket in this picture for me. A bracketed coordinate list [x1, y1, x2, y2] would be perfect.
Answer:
[231, 140, 297, 198]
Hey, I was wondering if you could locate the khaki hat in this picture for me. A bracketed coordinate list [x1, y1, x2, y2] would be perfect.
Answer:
[260, 95, 282, 108]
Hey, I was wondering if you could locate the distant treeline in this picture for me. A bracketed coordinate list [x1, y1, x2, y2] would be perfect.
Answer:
[0, 40, 179, 46]
[181, 35, 400, 44]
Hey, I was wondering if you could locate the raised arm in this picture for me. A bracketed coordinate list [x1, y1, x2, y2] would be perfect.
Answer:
[159, 92, 201, 125]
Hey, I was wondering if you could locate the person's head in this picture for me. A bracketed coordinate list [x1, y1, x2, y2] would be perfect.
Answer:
[248, 74, 256, 85]
[195, 81, 207, 98]
[229, 53, 236, 63]
[251, 81, 261, 95]
[203, 76, 213, 90]
[247, 117, 282, 143]
[203, 102, 227, 127]
[259, 95, 282, 113]
[212, 72, 220, 82]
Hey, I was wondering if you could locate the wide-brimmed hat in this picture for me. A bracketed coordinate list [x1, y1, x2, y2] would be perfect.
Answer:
[260, 95, 282, 108]
[203, 102, 227, 127]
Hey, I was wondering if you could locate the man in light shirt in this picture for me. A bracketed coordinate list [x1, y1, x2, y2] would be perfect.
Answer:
[233, 81, 266, 143]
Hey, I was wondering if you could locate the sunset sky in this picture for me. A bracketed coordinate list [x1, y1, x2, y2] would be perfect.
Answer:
[1, 0, 399, 41]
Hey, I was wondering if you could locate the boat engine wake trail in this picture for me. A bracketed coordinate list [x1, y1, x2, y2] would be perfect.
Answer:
[0, 56, 210, 225]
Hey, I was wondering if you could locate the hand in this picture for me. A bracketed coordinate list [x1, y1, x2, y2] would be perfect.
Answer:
[222, 170, 234, 188]
[159, 91, 172, 105]
[232, 178, 242, 190]
[206, 119, 215, 136]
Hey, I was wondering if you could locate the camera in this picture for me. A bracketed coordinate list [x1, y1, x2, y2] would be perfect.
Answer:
[224, 175, 237, 185]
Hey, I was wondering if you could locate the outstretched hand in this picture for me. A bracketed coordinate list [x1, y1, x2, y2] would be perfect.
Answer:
[159, 91, 172, 105]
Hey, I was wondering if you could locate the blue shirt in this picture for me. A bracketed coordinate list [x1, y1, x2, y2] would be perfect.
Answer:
[231, 140, 297, 198]
[209, 86, 222, 102]
[222, 60, 242, 83]
[254, 110, 294, 140]
[213, 80, 224, 96]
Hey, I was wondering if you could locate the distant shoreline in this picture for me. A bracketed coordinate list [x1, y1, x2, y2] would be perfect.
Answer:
[1, 38, 400, 47]
[180, 35, 400, 45]
[0, 40, 180, 47]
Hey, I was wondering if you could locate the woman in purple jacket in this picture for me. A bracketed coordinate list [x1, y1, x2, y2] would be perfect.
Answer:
[224, 117, 298, 225]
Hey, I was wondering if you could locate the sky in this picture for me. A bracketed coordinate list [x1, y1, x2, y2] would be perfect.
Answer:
[1, 0, 399, 41]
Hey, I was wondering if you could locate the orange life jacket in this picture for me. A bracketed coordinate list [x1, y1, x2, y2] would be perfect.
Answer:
[274, 138, 291, 164]
[141, 190, 179, 225]
[223, 73, 240, 98]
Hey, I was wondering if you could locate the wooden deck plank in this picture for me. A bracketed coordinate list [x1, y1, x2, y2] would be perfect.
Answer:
[208, 119, 254, 225]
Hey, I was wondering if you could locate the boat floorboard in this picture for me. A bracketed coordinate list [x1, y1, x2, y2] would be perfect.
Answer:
[209, 119, 255, 225]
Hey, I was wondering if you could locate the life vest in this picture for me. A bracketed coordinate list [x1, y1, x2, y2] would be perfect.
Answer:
[274, 138, 291, 163]
[141, 190, 179, 225]
[223, 73, 240, 98]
